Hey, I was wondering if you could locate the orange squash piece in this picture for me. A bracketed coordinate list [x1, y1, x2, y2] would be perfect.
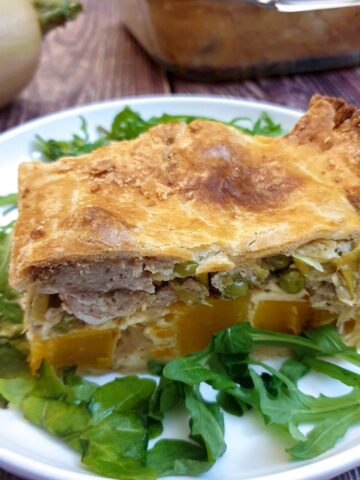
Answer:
[252, 300, 332, 334]
[173, 297, 249, 355]
[30, 328, 118, 373]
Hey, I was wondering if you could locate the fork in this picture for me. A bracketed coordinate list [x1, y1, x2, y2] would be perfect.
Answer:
[247, 0, 360, 12]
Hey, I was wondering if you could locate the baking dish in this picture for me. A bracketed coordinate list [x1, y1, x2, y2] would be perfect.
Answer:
[123, 0, 360, 80]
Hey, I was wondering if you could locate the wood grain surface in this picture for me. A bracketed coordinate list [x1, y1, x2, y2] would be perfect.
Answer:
[1, 0, 360, 479]
[172, 68, 360, 110]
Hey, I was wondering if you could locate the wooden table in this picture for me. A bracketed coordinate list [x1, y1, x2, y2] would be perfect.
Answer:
[1, 1, 360, 479]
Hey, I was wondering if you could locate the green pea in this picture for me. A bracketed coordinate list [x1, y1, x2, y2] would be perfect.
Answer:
[174, 261, 198, 277]
[277, 269, 305, 294]
[266, 255, 292, 271]
[224, 278, 249, 299]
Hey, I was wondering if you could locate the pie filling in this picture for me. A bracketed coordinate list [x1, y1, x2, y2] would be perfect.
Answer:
[27, 238, 360, 372]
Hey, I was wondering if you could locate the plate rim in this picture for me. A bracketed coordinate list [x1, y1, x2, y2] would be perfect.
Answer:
[0, 95, 357, 480]
[1, 439, 360, 480]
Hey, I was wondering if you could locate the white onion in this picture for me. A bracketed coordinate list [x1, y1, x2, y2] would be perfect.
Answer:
[0, 0, 82, 108]
[0, 0, 42, 108]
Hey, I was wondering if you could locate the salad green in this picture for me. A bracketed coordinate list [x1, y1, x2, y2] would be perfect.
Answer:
[1, 107, 360, 479]
[1, 324, 360, 478]
[34, 106, 283, 162]
[0, 222, 26, 369]
[0, 193, 17, 212]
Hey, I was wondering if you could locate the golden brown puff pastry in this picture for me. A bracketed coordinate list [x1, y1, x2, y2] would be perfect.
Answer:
[10, 95, 360, 285]
[9, 95, 360, 372]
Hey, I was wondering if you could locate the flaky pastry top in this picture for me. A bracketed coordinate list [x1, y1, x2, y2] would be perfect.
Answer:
[10, 95, 360, 288]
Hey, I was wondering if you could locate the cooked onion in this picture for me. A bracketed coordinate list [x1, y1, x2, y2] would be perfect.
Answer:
[0, 0, 82, 108]
[0, 0, 42, 108]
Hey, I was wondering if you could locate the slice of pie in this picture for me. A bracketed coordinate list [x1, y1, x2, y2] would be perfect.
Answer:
[10, 95, 360, 372]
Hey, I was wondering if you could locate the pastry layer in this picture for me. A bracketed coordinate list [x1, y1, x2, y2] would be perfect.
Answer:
[10, 95, 360, 288]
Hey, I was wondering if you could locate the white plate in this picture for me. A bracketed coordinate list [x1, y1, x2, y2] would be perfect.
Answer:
[0, 95, 359, 480]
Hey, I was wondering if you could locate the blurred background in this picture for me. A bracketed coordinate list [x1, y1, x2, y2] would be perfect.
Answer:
[0, 0, 360, 132]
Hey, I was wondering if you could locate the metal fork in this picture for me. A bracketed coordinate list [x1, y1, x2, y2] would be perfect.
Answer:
[248, 0, 360, 12]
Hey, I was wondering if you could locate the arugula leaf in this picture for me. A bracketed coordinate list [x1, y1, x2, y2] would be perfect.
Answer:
[35, 117, 108, 162]
[82, 377, 157, 477]
[279, 358, 309, 384]
[0, 295, 23, 339]
[0, 293, 25, 342]
[246, 327, 323, 355]
[248, 361, 360, 456]
[227, 323, 357, 360]
[90, 376, 156, 422]
[81, 410, 156, 479]
[81, 412, 150, 465]
[147, 417, 163, 440]
[0, 193, 17, 207]
[0, 222, 23, 341]
[288, 408, 360, 460]
[216, 390, 245, 417]
[243, 112, 283, 136]
[0, 222, 25, 373]
[208, 351, 253, 391]
[21, 384, 154, 477]
[0, 377, 33, 407]
[164, 357, 234, 390]
[213, 322, 253, 354]
[148, 376, 183, 428]
[0, 394, 7, 408]
[0, 339, 28, 378]
[0, 222, 16, 293]
[0, 193, 18, 214]
[249, 369, 306, 429]
[0, 361, 80, 406]
[303, 325, 360, 366]
[22, 396, 90, 442]
[302, 356, 360, 387]
[82, 441, 156, 480]
[303, 325, 348, 353]
[0, 363, 157, 479]
[102, 107, 150, 141]
[0, 295, 23, 326]
[147, 359, 166, 376]
[31, 361, 75, 401]
[157, 380, 183, 414]
[286, 387, 360, 458]
[185, 387, 226, 463]
[62, 366, 97, 403]
[147, 440, 210, 477]
[149, 384, 226, 476]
